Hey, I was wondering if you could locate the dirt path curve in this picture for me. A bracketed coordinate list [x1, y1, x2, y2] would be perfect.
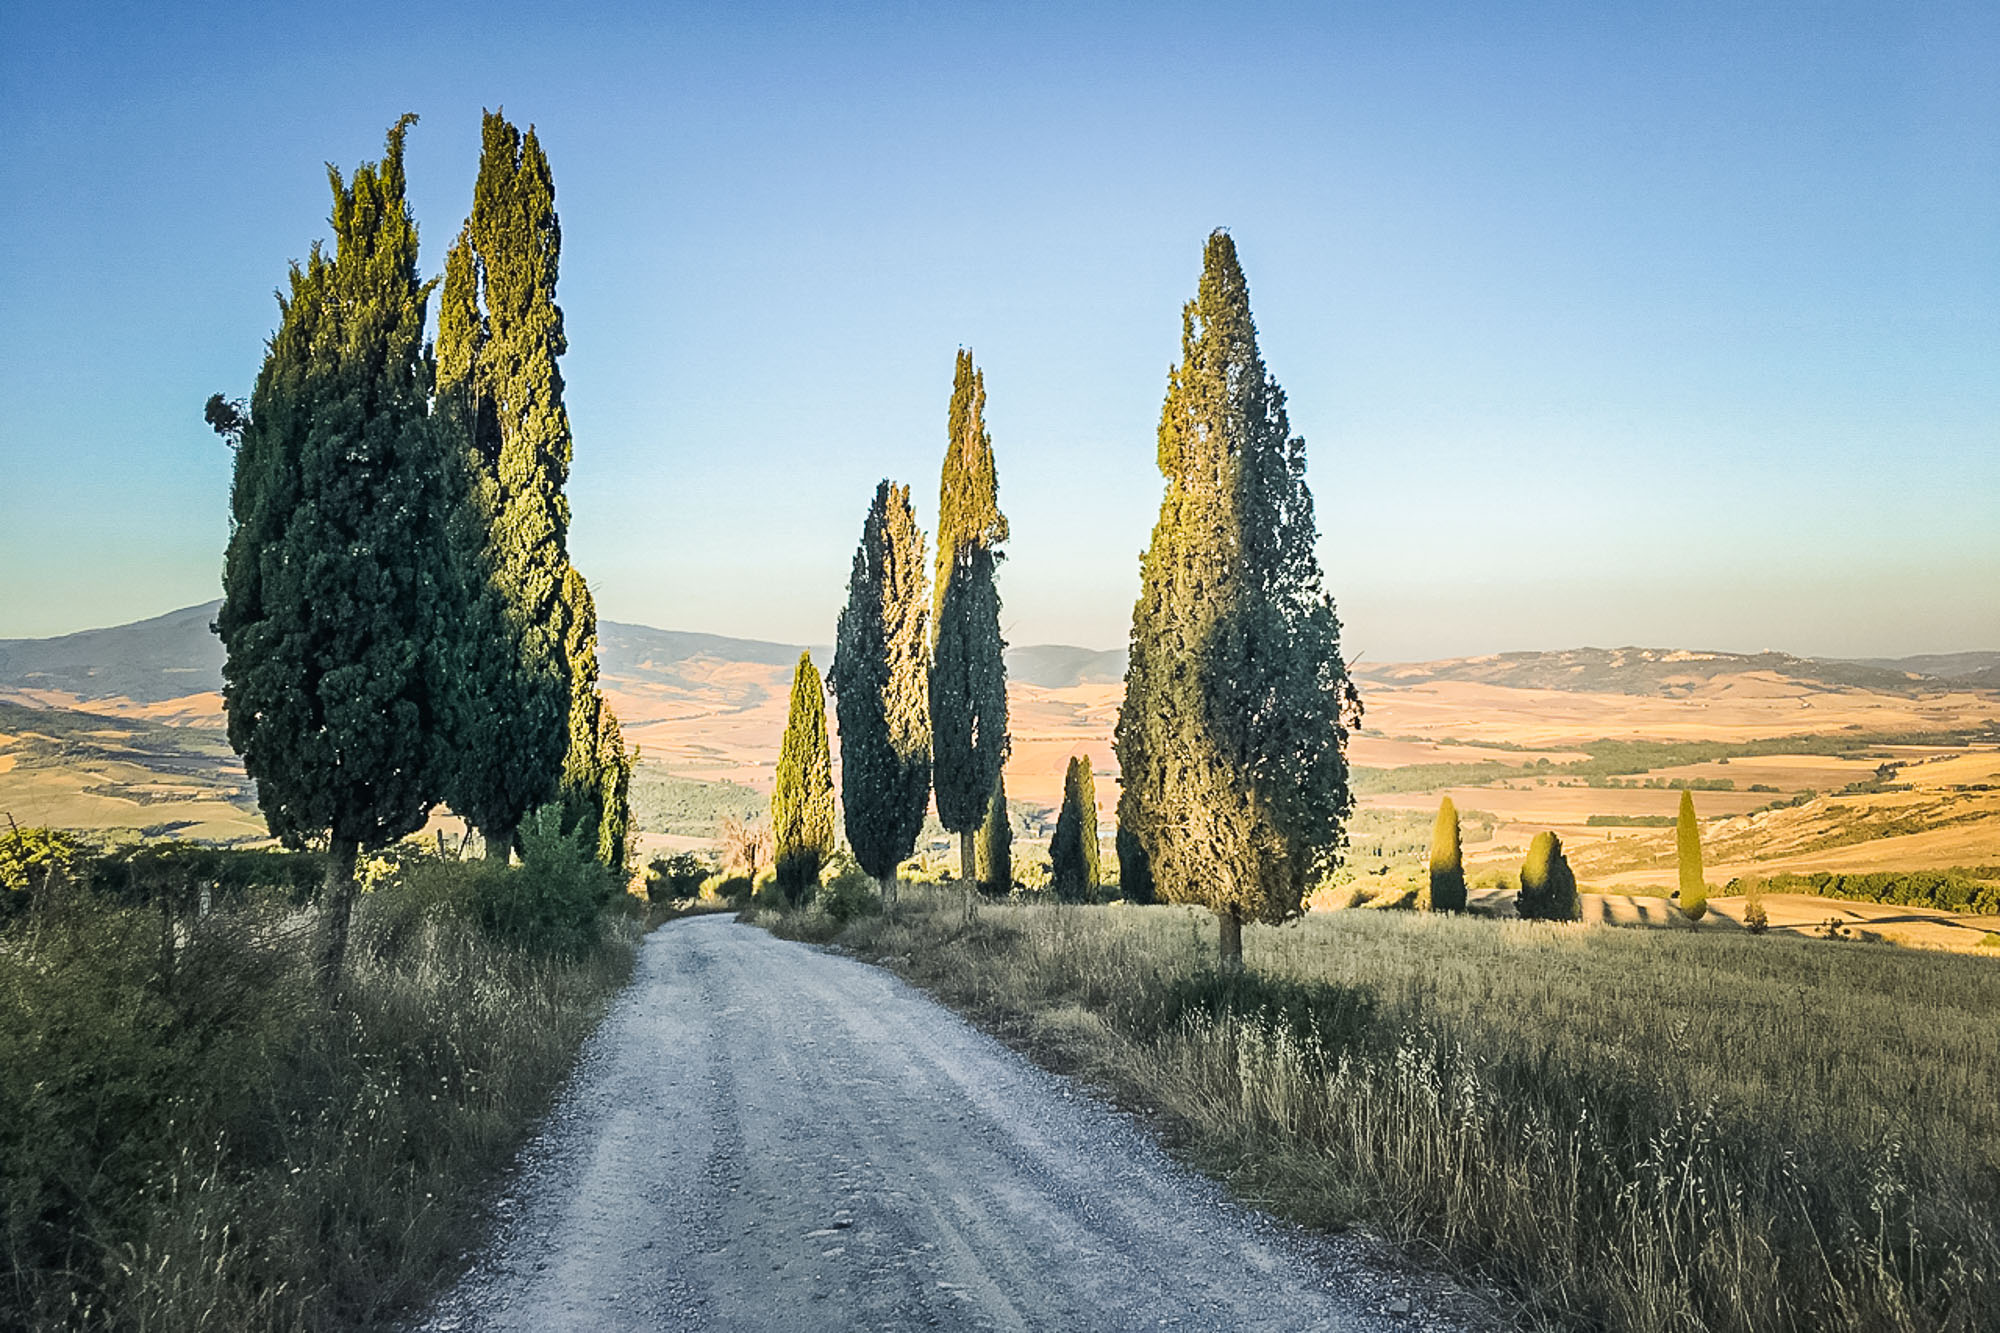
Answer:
[421, 916, 1481, 1332]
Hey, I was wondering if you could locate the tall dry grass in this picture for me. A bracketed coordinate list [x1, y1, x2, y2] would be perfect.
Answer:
[1, 861, 639, 1331]
[775, 890, 2000, 1332]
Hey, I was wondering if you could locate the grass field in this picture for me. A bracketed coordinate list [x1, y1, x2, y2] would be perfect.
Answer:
[1, 848, 640, 1330]
[770, 889, 2000, 1333]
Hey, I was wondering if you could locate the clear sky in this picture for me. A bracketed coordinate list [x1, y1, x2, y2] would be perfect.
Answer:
[3, 1, 1995, 660]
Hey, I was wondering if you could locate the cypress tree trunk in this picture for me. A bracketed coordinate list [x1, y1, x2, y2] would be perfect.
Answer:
[879, 872, 898, 913]
[319, 833, 361, 997]
[960, 828, 976, 884]
[1218, 909, 1243, 971]
[483, 823, 513, 863]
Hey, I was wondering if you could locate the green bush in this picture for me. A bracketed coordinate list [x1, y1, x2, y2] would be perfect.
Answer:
[645, 851, 709, 903]
[471, 804, 619, 956]
[816, 857, 882, 925]
[715, 874, 754, 906]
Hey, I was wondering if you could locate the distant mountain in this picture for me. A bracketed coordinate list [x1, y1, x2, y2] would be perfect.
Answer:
[1350, 646, 1979, 697]
[1841, 652, 2000, 686]
[0, 602, 224, 703]
[0, 602, 1132, 703]
[7, 603, 1995, 709]
[1006, 644, 1127, 689]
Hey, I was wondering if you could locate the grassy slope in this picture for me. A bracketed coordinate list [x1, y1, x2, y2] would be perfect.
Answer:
[1, 864, 639, 1331]
[769, 890, 2000, 1333]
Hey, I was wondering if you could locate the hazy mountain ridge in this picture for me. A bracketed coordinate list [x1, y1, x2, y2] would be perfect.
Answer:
[1352, 646, 2000, 697]
[4, 604, 1997, 705]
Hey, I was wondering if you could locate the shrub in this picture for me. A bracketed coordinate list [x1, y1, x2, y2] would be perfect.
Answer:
[1516, 831, 1580, 920]
[645, 852, 709, 903]
[1742, 876, 1769, 934]
[471, 804, 619, 956]
[714, 874, 754, 907]
[817, 857, 882, 925]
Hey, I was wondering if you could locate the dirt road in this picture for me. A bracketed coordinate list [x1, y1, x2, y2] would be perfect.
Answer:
[422, 916, 1482, 1332]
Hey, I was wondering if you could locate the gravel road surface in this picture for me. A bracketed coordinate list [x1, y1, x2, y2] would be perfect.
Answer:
[422, 915, 1490, 1332]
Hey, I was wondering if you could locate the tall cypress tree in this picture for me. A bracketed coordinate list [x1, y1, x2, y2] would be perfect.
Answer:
[1049, 755, 1099, 903]
[976, 770, 1012, 895]
[436, 111, 575, 860]
[930, 351, 1010, 883]
[829, 481, 931, 904]
[1113, 231, 1356, 967]
[1676, 790, 1708, 924]
[1421, 795, 1466, 912]
[772, 651, 836, 904]
[214, 116, 449, 989]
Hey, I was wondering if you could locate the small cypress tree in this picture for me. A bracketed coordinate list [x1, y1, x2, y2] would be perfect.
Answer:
[1113, 231, 1356, 966]
[1421, 795, 1466, 911]
[772, 651, 836, 904]
[554, 568, 632, 870]
[1677, 789, 1709, 924]
[1049, 756, 1099, 903]
[214, 116, 450, 990]
[930, 351, 1010, 883]
[829, 481, 931, 903]
[436, 111, 576, 861]
[1116, 825, 1155, 905]
[1517, 831, 1580, 921]
[976, 770, 1013, 895]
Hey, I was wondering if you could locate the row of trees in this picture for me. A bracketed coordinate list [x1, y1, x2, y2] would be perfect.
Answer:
[765, 232, 1361, 967]
[1421, 790, 1712, 923]
[211, 115, 631, 987]
[766, 352, 1016, 904]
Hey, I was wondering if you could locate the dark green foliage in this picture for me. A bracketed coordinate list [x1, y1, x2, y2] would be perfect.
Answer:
[470, 804, 619, 956]
[1517, 830, 1581, 921]
[1421, 795, 1466, 912]
[1114, 231, 1355, 947]
[829, 481, 931, 885]
[772, 651, 836, 904]
[644, 852, 709, 903]
[1116, 824, 1155, 904]
[1676, 790, 1708, 922]
[555, 568, 634, 871]
[437, 112, 576, 858]
[929, 352, 1010, 869]
[213, 116, 451, 981]
[1050, 756, 1099, 902]
[976, 770, 1013, 894]
[1737, 869, 2000, 915]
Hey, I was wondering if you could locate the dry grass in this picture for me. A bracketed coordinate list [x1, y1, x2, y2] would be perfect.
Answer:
[0, 864, 639, 1331]
[776, 889, 2000, 1333]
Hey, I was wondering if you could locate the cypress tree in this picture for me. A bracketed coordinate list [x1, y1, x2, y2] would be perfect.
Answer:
[1517, 831, 1581, 921]
[829, 481, 931, 904]
[436, 111, 575, 861]
[772, 651, 836, 904]
[976, 770, 1012, 894]
[929, 351, 1010, 883]
[1112, 231, 1356, 967]
[555, 567, 632, 871]
[1677, 790, 1708, 924]
[1049, 755, 1099, 903]
[214, 116, 449, 990]
[1421, 795, 1467, 912]
[1116, 825, 1155, 905]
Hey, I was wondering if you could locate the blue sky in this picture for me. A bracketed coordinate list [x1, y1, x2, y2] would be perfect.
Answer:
[3, 1, 1995, 659]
